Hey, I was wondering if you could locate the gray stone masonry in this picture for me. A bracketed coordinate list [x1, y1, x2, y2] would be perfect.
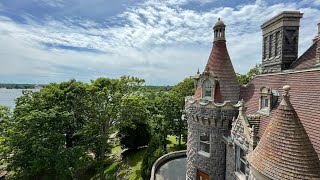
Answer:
[261, 11, 303, 73]
[186, 106, 238, 180]
[226, 145, 236, 180]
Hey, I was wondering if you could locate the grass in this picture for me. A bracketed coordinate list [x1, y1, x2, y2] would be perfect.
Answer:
[111, 145, 122, 157]
[104, 161, 120, 180]
[101, 135, 186, 180]
[167, 135, 187, 152]
[127, 148, 146, 180]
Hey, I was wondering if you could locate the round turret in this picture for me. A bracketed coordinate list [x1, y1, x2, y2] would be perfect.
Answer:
[213, 18, 226, 42]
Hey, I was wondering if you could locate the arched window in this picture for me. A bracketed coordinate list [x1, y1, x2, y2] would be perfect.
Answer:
[202, 79, 212, 98]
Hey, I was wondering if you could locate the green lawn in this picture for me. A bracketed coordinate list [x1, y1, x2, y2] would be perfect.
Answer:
[104, 161, 119, 180]
[167, 135, 186, 152]
[127, 148, 146, 180]
[111, 145, 122, 157]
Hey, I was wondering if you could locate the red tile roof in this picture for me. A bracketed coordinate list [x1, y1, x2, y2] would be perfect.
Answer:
[240, 69, 320, 158]
[247, 86, 320, 179]
[214, 82, 223, 103]
[194, 41, 240, 101]
[290, 39, 319, 70]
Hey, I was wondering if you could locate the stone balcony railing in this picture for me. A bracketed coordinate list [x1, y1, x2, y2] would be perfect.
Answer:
[150, 150, 187, 180]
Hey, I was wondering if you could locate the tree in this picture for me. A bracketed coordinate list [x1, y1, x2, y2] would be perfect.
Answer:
[84, 76, 144, 180]
[145, 78, 194, 149]
[141, 135, 165, 180]
[118, 94, 150, 150]
[7, 90, 87, 179]
[4, 80, 92, 179]
[118, 122, 150, 150]
[170, 78, 194, 145]
[237, 64, 261, 85]
[0, 106, 11, 161]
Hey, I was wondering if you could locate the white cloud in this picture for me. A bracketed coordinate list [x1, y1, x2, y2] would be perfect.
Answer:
[33, 0, 65, 8]
[301, 0, 320, 6]
[0, 0, 319, 84]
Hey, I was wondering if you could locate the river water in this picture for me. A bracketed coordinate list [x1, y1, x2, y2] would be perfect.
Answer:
[0, 88, 40, 109]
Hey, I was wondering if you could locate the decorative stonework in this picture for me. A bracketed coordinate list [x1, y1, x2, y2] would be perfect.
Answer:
[224, 100, 262, 180]
[185, 99, 238, 180]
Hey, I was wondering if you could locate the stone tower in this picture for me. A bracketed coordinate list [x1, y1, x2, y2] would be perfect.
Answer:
[261, 11, 303, 73]
[185, 19, 240, 180]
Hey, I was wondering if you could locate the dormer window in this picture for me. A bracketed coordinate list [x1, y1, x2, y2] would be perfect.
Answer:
[261, 96, 269, 109]
[202, 79, 212, 98]
[259, 87, 272, 114]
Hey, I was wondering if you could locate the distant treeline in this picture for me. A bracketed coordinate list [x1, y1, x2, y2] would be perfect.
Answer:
[0, 84, 44, 89]
[0, 83, 171, 90]
[141, 85, 172, 91]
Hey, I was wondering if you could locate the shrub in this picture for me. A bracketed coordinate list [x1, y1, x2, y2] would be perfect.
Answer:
[141, 135, 165, 180]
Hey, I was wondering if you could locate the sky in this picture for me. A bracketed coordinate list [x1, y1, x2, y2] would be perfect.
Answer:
[0, 0, 319, 85]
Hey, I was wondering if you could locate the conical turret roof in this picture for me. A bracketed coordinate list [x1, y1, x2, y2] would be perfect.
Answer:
[194, 20, 240, 101]
[247, 85, 320, 179]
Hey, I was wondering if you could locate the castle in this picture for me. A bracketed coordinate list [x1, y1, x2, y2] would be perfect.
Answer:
[185, 11, 320, 180]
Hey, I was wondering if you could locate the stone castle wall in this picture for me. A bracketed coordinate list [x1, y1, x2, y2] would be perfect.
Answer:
[225, 145, 236, 180]
[186, 106, 238, 180]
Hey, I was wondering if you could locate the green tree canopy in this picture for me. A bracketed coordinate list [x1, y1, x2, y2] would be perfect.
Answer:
[236, 64, 261, 85]
[118, 94, 151, 150]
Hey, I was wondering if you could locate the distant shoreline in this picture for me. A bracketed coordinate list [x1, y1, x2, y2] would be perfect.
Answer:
[0, 84, 45, 89]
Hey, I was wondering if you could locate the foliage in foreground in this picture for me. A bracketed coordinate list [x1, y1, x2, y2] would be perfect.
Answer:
[2, 77, 144, 180]
[118, 94, 151, 150]
[0, 76, 194, 180]
[141, 135, 165, 180]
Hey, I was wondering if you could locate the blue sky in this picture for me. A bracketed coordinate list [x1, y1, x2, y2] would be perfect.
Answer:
[0, 0, 319, 85]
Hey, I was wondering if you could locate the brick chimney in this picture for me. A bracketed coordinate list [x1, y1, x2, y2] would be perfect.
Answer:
[261, 11, 303, 74]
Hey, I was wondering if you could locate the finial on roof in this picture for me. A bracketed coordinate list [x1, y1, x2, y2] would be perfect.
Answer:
[283, 85, 291, 96]
[197, 68, 200, 74]
[281, 85, 292, 107]
[214, 18, 225, 27]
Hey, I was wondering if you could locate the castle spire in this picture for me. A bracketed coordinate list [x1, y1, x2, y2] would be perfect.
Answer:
[193, 18, 239, 101]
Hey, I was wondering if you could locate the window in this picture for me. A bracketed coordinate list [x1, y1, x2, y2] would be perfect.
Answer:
[259, 87, 272, 114]
[269, 35, 272, 58]
[199, 133, 210, 154]
[261, 96, 269, 109]
[263, 37, 267, 59]
[202, 79, 212, 98]
[236, 145, 246, 175]
[275, 31, 280, 56]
